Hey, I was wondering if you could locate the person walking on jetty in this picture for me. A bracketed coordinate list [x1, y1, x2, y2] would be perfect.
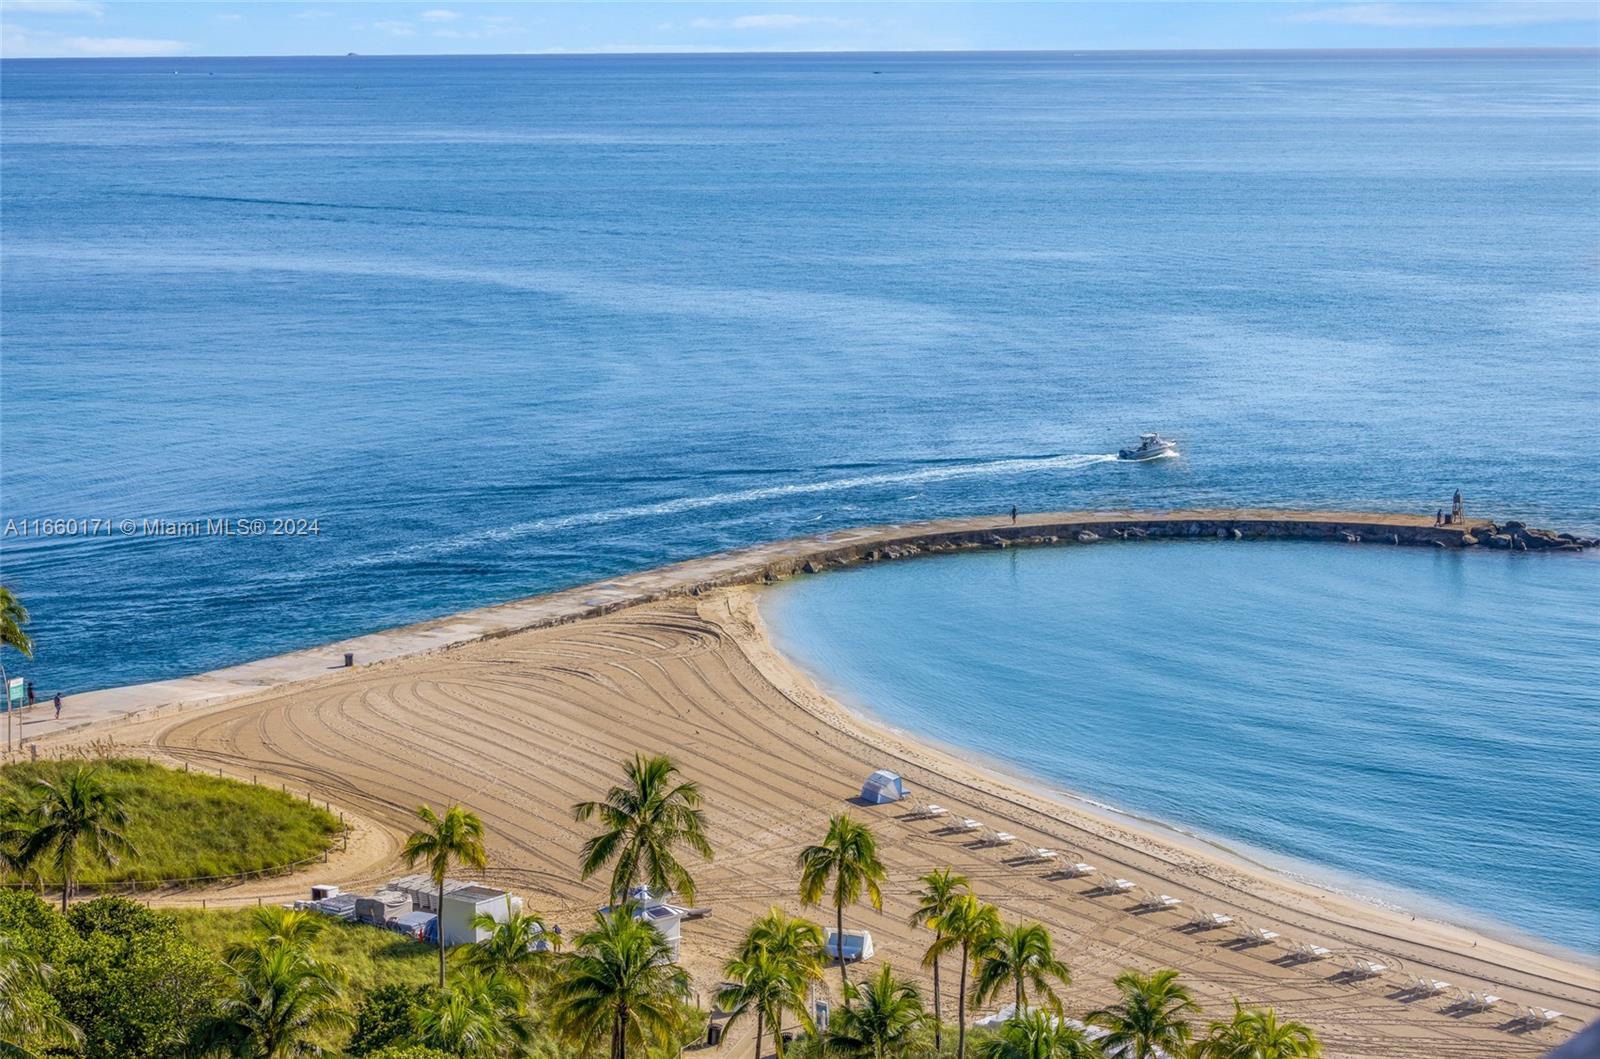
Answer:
[26, 681, 35, 707]
[1435, 509, 1443, 526]
[53, 691, 61, 719]
[1011, 505, 1018, 525]
[1452, 490, 1464, 524]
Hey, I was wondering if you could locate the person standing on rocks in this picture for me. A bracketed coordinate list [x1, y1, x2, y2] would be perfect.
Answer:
[1011, 505, 1018, 525]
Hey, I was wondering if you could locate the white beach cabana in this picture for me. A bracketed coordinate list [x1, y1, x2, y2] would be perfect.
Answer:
[824, 928, 875, 962]
[860, 770, 908, 804]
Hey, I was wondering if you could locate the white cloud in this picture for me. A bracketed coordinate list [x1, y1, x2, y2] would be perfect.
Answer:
[419, 8, 460, 21]
[0, 20, 185, 56]
[371, 19, 416, 36]
[1288, 2, 1597, 27]
[61, 34, 185, 55]
[1, 0, 103, 16]
[689, 13, 862, 31]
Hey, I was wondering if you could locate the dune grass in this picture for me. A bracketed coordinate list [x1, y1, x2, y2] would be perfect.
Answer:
[1, 757, 341, 887]
[174, 906, 437, 991]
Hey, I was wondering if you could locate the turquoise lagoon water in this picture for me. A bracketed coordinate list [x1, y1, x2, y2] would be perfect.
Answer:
[3, 52, 1598, 697]
[764, 542, 1600, 953]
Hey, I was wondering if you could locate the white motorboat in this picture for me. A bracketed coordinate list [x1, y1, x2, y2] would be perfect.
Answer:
[1119, 433, 1178, 461]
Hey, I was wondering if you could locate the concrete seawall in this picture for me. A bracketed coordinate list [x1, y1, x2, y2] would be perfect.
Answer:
[10, 508, 1590, 752]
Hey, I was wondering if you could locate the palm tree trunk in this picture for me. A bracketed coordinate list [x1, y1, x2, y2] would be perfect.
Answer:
[617, 1000, 629, 1059]
[1014, 977, 1021, 1017]
[773, 1008, 786, 1059]
[437, 879, 447, 987]
[755, 1009, 764, 1059]
[931, 955, 942, 1054]
[62, 845, 73, 914]
[956, 943, 969, 1059]
[836, 901, 848, 998]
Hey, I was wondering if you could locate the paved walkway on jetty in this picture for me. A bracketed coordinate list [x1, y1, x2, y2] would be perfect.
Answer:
[0, 506, 1555, 755]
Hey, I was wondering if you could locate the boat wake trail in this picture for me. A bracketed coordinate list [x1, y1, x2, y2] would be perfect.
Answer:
[352, 453, 1117, 571]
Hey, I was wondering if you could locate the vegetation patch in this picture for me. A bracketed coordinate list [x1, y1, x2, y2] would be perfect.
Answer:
[1, 757, 340, 887]
[174, 906, 438, 993]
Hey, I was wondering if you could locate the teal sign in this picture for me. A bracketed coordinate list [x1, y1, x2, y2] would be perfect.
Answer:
[4, 677, 22, 711]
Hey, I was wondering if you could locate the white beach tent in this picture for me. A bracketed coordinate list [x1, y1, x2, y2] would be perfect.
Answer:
[860, 770, 908, 804]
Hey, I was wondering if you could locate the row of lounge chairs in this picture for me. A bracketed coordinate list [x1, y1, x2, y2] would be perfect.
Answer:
[905, 799, 1562, 1031]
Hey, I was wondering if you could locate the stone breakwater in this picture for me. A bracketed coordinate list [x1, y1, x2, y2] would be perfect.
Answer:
[753, 513, 1594, 584]
[33, 509, 1593, 745]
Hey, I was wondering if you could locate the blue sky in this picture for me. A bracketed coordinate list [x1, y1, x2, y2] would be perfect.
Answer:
[2, 1, 1597, 58]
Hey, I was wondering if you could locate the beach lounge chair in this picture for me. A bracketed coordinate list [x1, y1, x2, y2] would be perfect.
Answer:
[1025, 844, 1059, 861]
[990, 831, 1017, 845]
[1523, 1005, 1561, 1025]
[1345, 958, 1386, 979]
[959, 818, 984, 833]
[1156, 894, 1183, 909]
[1108, 878, 1137, 894]
[1062, 862, 1095, 878]
[1240, 925, 1279, 944]
[1192, 911, 1233, 929]
[1292, 943, 1331, 960]
[921, 803, 949, 818]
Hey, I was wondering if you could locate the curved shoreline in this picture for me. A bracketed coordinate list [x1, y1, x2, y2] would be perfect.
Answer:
[25, 512, 1597, 1056]
[15, 506, 1589, 749]
[755, 583, 1594, 969]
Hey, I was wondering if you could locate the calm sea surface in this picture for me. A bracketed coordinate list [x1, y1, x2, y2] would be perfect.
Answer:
[2, 54, 1596, 701]
[764, 543, 1600, 952]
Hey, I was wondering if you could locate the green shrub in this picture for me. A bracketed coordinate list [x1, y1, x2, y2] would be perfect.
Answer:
[363, 1045, 456, 1059]
[1, 757, 340, 886]
[0, 894, 223, 1059]
[350, 982, 433, 1055]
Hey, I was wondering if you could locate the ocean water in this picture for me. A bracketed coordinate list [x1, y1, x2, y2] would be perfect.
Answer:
[764, 542, 1600, 952]
[1, 52, 1597, 700]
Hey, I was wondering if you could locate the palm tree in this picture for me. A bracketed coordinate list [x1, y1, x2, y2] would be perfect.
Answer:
[1195, 1001, 1321, 1059]
[976, 1010, 1104, 1059]
[823, 965, 927, 1059]
[10, 765, 135, 912]
[718, 947, 813, 1059]
[910, 868, 969, 1054]
[728, 908, 826, 1056]
[456, 907, 559, 998]
[924, 893, 1000, 1059]
[738, 907, 827, 972]
[0, 587, 32, 660]
[413, 968, 533, 1058]
[972, 921, 1071, 1016]
[190, 939, 349, 1057]
[227, 906, 326, 958]
[545, 906, 691, 1059]
[796, 814, 887, 996]
[401, 803, 489, 987]
[0, 933, 82, 1058]
[1085, 969, 1199, 1059]
[573, 753, 713, 905]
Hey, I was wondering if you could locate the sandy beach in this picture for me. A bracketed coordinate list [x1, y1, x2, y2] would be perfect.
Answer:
[28, 560, 1596, 1057]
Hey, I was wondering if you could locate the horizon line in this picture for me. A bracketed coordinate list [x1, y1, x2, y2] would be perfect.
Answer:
[6, 45, 1600, 61]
